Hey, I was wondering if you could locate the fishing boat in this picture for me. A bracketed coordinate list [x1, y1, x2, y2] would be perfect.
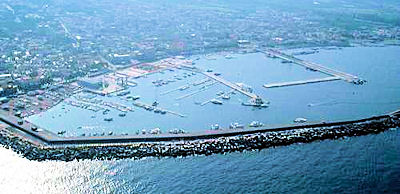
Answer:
[211, 99, 223, 105]
[57, 130, 66, 135]
[152, 101, 159, 106]
[132, 95, 140, 100]
[104, 117, 113, 122]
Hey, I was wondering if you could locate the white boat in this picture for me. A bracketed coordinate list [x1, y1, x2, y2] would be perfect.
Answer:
[150, 128, 161, 134]
[169, 128, 186, 134]
[225, 54, 234, 59]
[241, 97, 268, 108]
[179, 85, 190, 91]
[249, 121, 264, 127]
[221, 94, 230, 100]
[229, 122, 244, 129]
[211, 124, 220, 130]
[294, 117, 307, 123]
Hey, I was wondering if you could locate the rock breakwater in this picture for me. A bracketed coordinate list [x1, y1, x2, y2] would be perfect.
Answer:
[0, 113, 399, 161]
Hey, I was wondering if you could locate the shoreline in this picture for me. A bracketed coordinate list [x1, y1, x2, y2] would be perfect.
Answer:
[0, 109, 398, 161]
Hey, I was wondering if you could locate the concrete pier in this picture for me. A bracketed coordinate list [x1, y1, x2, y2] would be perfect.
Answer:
[263, 76, 341, 88]
[263, 49, 363, 84]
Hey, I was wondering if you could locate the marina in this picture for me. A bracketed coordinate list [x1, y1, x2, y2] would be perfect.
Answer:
[23, 47, 400, 138]
[1, 0, 400, 192]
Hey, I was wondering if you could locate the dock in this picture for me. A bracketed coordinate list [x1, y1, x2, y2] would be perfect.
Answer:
[160, 84, 190, 96]
[179, 64, 260, 99]
[264, 49, 363, 84]
[201, 71, 258, 99]
[263, 76, 341, 88]
[132, 101, 187, 118]
[175, 81, 217, 100]
[200, 90, 235, 106]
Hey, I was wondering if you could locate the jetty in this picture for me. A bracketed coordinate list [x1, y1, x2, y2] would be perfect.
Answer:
[263, 49, 364, 84]
[263, 76, 341, 88]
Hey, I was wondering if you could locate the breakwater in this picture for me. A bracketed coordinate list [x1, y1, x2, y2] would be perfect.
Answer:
[0, 110, 399, 161]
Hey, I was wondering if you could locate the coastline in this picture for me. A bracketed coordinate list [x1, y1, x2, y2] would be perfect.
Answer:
[0, 109, 398, 161]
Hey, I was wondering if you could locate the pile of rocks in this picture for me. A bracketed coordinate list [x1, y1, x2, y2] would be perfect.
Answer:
[0, 114, 399, 161]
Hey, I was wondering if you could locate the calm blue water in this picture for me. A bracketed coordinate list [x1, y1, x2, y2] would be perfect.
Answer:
[26, 46, 400, 136]
[1, 46, 400, 193]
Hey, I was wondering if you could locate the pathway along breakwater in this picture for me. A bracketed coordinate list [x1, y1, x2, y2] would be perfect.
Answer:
[0, 110, 399, 161]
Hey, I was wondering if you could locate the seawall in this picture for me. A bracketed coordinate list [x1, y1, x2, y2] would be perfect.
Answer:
[0, 109, 399, 161]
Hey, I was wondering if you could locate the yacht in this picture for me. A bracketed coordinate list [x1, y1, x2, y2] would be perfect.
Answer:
[294, 117, 307, 123]
[225, 54, 234, 59]
[221, 94, 230, 100]
[249, 121, 264, 128]
[179, 85, 190, 91]
[211, 124, 220, 130]
[229, 122, 244, 129]
[150, 128, 162, 134]
[241, 97, 268, 108]
[169, 128, 186, 134]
